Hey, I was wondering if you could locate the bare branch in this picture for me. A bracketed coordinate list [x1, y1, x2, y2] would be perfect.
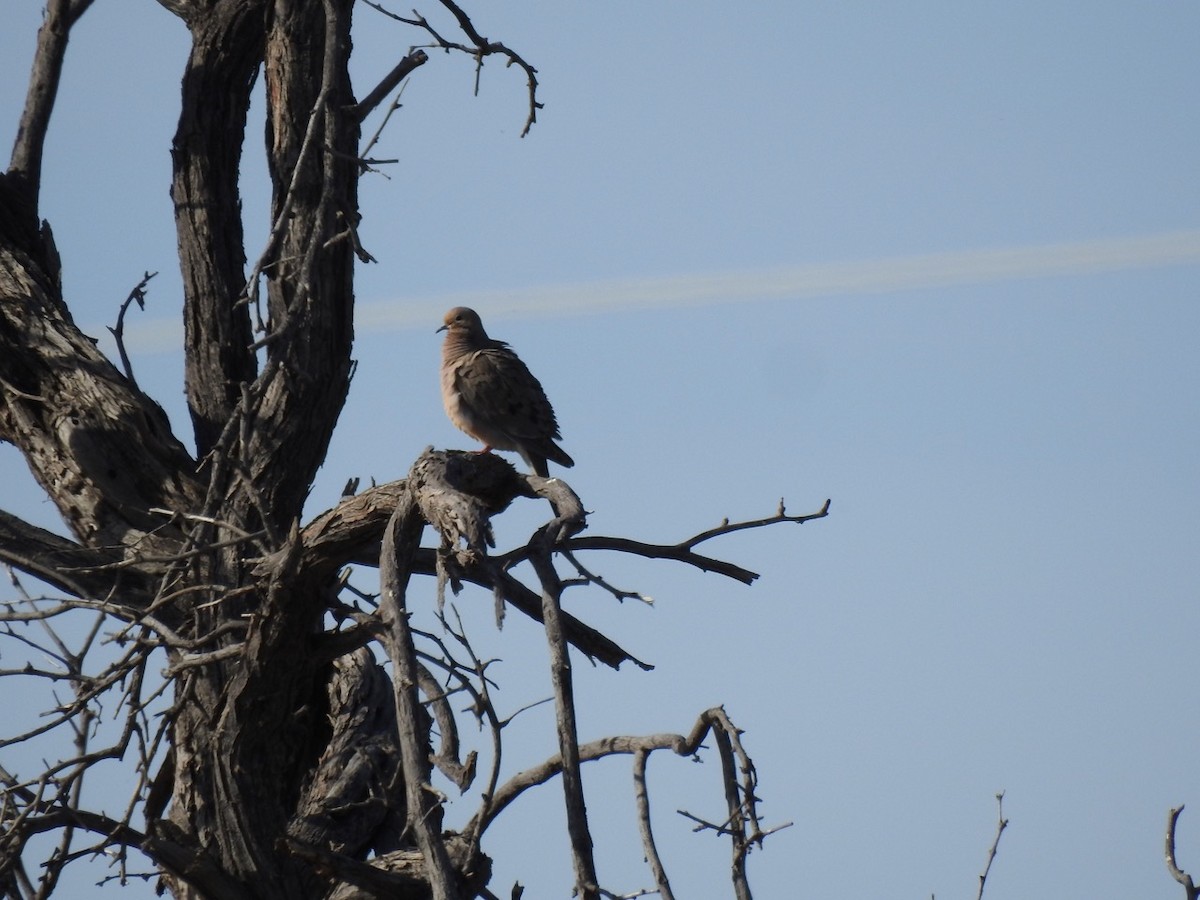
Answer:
[516, 497, 831, 586]
[353, 49, 429, 121]
[633, 749, 675, 900]
[0, 511, 124, 600]
[107, 271, 157, 388]
[243, 82, 334, 332]
[527, 512, 597, 899]
[363, 0, 542, 136]
[1168, 806, 1199, 900]
[976, 792, 1008, 900]
[561, 549, 653, 606]
[8, 0, 97, 205]
[379, 489, 464, 900]
[705, 713, 752, 899]
[469, 708, 788, 856]
[169, 0, 265, 458]
[284, 471, 829, 669]
[431, 0, 542, 136]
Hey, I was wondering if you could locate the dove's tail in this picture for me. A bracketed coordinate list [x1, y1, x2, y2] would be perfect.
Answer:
[524, 441, 574, 477]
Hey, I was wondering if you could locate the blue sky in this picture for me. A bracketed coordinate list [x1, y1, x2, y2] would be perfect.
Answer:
[2, 2, 1199, 898]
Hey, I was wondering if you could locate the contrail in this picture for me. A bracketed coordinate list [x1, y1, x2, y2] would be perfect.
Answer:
[114, 229, 1200, 352]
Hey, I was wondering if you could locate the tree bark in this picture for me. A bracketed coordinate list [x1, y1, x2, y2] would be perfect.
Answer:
[171, 0, 264, 459]
[157, 0, 362, 895]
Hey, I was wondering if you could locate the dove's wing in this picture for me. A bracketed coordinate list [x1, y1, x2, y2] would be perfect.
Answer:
[453, 346, 563, 443]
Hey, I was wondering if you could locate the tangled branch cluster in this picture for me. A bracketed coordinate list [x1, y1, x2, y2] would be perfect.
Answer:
[1, 446, 828, 898]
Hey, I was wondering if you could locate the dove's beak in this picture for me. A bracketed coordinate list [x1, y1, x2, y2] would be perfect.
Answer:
[436, 324, 448, 334]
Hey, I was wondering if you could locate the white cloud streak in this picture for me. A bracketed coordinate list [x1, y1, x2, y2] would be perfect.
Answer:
[115, 230, 1200, 352]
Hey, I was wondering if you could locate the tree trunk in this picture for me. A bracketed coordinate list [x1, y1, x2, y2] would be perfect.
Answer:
[161, 0, 363, 895]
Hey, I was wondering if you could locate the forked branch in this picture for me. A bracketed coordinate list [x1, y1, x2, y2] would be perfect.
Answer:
[465, 707, 786, 898]
[108, 270, 157, 387]
[506, 497, 832, 586]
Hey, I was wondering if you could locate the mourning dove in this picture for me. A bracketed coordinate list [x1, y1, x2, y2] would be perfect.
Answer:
[438, 306, 575, 477]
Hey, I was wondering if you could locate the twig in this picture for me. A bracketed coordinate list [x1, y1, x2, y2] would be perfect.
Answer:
[977, 792, 1009, 900]
[362, 0, 542, 136]
[1167, 806, 1199, 900]
[353, 50, 428, 123]
[107, 271, 156, 387]
[684, 497, 832, 549]
[561, 549, 653, 605]
[500, 499, 831, 587]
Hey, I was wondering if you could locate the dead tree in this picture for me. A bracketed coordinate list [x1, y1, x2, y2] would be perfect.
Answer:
[0, 1, 828, 897]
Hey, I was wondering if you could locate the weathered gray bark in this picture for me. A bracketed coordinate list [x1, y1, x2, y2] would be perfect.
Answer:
[171, 0, 263, 458]
[160, 1, 365, 895]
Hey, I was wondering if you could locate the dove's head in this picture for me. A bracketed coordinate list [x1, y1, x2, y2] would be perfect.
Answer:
[437, 306, 487, 340]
